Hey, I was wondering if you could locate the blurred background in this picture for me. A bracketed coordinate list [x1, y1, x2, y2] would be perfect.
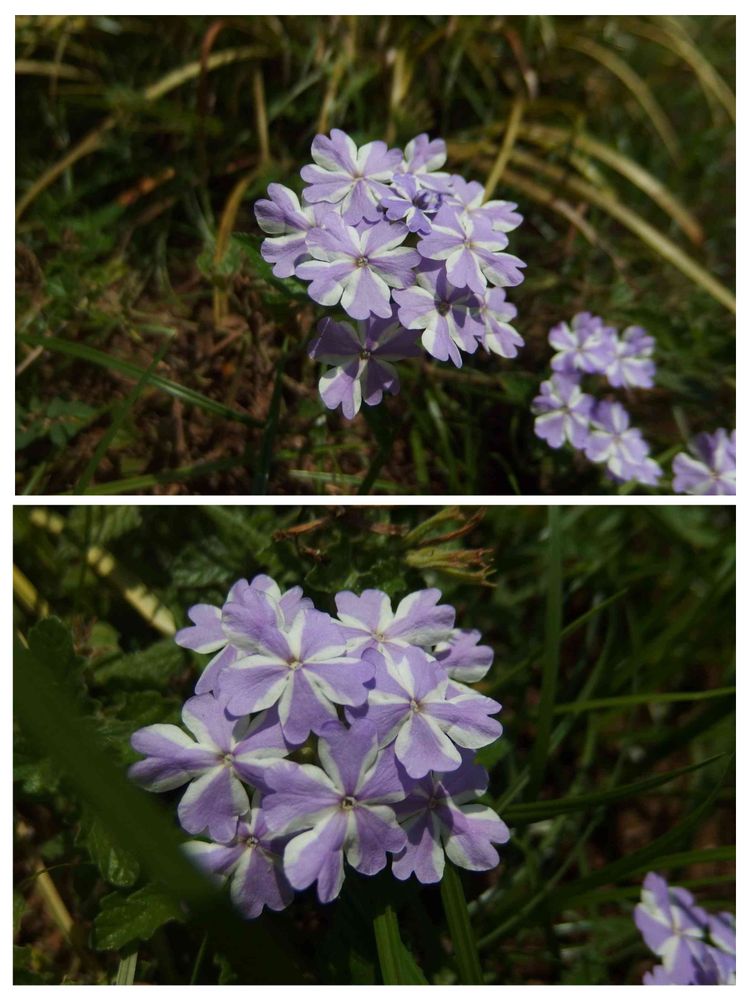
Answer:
[13, 504, 735, 984]
[16, 15, 735, 495]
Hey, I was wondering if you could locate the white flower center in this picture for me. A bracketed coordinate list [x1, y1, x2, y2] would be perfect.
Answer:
[341, 796, 357, 810]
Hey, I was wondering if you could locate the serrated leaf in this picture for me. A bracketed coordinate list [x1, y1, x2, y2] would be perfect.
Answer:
[92, 638, 184, 688]
[67, 506, 143, 546]
[79, 810, 140, 887]
[92, 884, 185, 951]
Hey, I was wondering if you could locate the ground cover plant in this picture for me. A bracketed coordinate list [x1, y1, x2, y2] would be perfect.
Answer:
[13, 504, 735, 983]
[15, 14, 735, 495]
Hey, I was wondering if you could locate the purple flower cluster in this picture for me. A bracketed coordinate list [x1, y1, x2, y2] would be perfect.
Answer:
[255, 130, 526, 419]
[532, 313, 661, 487]
[634, 872, 736, 985]
[672, 427, 736, 496]
[130, 575, 509, 917]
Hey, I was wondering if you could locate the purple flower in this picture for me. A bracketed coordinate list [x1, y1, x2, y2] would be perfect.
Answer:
[253, 184, 325, 278]
[263, 722, 407, 903]
[300, 129, 402, 225]
[548, 313, 615, 376]
[129, 695, 288, 842]
[392, 752, 509, 883]
[445, 175, 523, 232]
[176, 575, 312, 695]
[308, 311, 421, 420]
[604, 325, 656, 389]
[672, 428, 736, 496]
[584, 401, 662, 486]
[184, 795, 293, 918]
[532, 374, 594, 449]
[417, 204, 526, 294]
[392, 261, 481, 367]
[433, 629, 494, 684]
[634, 872, 735, 985]
[334, 587, 455, 658]
[398, 134, 453, 194]
[220, 609, 374, 745]
[474, 287, 524, 359]
[354, 648, 502, 778]
[297, 213, 419, 320]
[379, 173, 437, 235]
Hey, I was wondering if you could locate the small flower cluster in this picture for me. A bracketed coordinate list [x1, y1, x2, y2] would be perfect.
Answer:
[532, 312, 661, 487]
[129, 575, 509, 918]
[672, 427, 736, 495]
[634, 872, 736, 985]
[255, 130, 526, 419]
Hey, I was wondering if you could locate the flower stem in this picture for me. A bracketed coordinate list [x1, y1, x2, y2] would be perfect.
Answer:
[440, 863, 484, 984]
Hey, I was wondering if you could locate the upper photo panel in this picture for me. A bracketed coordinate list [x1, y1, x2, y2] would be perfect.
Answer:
[16, 15, 735, 496]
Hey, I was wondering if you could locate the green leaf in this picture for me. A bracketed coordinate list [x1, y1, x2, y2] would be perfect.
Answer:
[93, 884, 184, 950]
[78, 809, 140, 887]
[372, 904, 428, 985]
[92, 638, 185, 688]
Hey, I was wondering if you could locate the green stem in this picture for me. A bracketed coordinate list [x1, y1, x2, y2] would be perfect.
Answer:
[440, 864, 483, 984]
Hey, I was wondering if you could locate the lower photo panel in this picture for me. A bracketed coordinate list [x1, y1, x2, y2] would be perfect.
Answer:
[13, 504, 736, 986]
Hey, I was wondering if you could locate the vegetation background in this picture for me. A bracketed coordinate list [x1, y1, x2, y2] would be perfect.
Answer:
[13, 504, 735, 984]
[15, 14, 735, 495]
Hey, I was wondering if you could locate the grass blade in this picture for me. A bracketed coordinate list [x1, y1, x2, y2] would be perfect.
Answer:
[17, 334, 263, 428]
[440, 864, 484, 984]
[503, 152, 736, 313]
[553, 687, 735, 714]
[517, 123, 704, 244]
[526, 505, 563, 801]
[503, 753, 725, 823]
[562, 36, 681, 161]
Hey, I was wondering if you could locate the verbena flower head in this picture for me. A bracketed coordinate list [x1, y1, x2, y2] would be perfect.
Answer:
[308, 312, 421, 419]
[131, 576, 508, 918]
[255, 129, 527, 417]
[672, 428, 736, 496]
[634, 872, 736, 985]
[392, 751, 509, 883]
[263, 721, 407, 903]
[584, 400, 662, 486]
[300, 129, 402, 225]
[532, 374, 594, 449]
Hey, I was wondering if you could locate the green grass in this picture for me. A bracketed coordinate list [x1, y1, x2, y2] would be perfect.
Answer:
[13, 504, 735, 984]
[15, 14, 735, 494]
